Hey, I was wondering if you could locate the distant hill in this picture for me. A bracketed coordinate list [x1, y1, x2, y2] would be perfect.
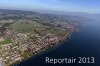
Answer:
[0, 8, 100, 22]
[42, 10, 100, 22]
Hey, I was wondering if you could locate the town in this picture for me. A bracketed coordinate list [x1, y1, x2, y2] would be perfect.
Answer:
[0, 9, 82, 66]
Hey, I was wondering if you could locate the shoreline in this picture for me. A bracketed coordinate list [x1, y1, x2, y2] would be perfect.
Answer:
[11, 33, 71, 66]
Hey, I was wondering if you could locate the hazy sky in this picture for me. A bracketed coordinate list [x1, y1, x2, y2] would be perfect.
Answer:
[0, 0, 100, 14]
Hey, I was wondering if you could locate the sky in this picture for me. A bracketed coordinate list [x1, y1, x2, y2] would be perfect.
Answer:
[0, 0, 100, 14]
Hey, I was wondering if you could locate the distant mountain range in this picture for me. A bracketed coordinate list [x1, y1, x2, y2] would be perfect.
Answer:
[41, 10, 100, 22]
[30, 9, 100, 21]
[0, 9, 100, 22]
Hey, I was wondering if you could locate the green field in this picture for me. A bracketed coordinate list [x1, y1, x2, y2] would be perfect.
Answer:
[9, 21, 65, 37]
[0, 38, 12, 45]
[10, 21, 49, 33]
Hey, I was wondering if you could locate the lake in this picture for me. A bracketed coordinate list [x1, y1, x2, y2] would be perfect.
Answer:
[17, 21, 100, 66]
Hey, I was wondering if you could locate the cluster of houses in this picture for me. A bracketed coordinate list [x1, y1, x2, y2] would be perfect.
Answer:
[0, 26, 70, 66]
